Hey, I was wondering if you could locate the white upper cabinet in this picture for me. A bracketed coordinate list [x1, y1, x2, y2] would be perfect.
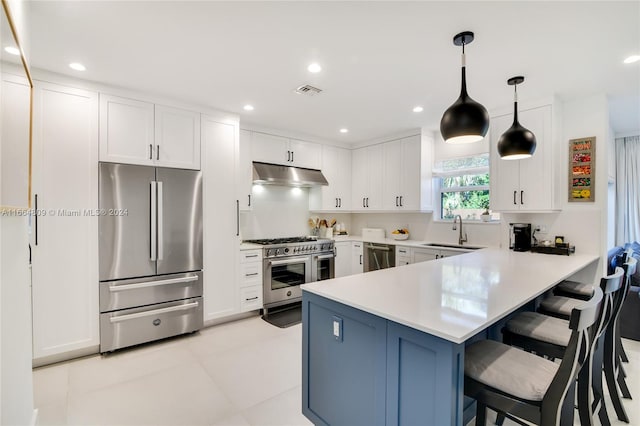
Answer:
[490, 104, 557, 212]
[251, 131, 321, 169]
[99, 94, 154, 165]
[99, 94, 201, 170]
[154, 104, 201, 169]
[238, 129, 253, 211]
[352, 144, 384, 210]
[382, 135, 423, 210]
[309, 144, 351, 211]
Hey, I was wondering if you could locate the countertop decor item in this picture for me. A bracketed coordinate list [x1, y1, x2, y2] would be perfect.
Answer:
[497, 76, 537, 160]
[391, 228, 409, 240]
[568, 137, 595, 202]
[440, 31, 489, 144]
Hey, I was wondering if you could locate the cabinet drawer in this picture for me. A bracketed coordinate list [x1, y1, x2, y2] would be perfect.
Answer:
[240, 250, 262, 263]
[100, 297, 203, 352]
[240, 262, 262, 286]
[240, 286, 263, 312]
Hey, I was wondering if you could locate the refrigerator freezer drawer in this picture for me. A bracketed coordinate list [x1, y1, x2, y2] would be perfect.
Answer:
[99, 271, 203, 312]
[100, 297, 203, 352]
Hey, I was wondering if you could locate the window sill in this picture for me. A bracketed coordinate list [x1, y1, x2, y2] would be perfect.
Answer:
[433, 219, 502, 225]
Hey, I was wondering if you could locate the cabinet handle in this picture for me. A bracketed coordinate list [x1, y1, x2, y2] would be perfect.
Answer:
[236, 200, 240, 236]
[34, 194, 38, 246]
[245, 272, 259, 277]
[287, 150, 290, 162]
[245, 296, 259, 301]
[156, 145, 160, 160]
[399, 196, 403, 207]
[363, 198, 365, 208]
[338, 198, 341, 208]
[521, 190, 524, 205]
[360, 254, 362, 265]
[336, 198, 338, 208]
[396, 196, 399, 207]
[366, 198, 369, 208]
[245, 254, 258, 258]
[291, 151, 294, 162]
[513, 190, 517, 205]
[149, 144, 153, 160]
[248, 194, 251, 207]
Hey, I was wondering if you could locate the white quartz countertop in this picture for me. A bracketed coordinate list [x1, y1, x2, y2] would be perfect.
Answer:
[302, 248, 599, 344]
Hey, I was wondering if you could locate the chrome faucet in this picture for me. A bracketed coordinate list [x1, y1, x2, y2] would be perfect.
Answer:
[452, 215, 467, 246]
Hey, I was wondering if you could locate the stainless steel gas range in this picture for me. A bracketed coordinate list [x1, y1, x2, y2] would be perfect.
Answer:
[243, 237, 335, 313]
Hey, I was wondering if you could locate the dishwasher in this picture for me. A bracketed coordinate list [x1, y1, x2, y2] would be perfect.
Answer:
[362, 228, 396, 272]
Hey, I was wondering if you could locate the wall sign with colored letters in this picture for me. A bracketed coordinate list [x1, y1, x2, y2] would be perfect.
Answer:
[568, 137, 595, 202]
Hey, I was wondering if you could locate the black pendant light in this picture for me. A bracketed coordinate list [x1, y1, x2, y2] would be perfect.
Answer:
[440, 31, 489, 144]
[497, 76, 537, 160]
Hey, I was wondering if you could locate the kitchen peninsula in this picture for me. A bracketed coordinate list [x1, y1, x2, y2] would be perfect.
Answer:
[301, 248, 599, 426]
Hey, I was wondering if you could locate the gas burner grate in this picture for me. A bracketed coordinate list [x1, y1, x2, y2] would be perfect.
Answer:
[244, 236, 318, 245]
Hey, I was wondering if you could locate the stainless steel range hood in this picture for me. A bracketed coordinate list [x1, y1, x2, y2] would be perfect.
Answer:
[252, 162, 328, 187]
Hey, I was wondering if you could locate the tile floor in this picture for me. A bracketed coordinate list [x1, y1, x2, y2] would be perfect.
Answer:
[33, 315, 640, 426]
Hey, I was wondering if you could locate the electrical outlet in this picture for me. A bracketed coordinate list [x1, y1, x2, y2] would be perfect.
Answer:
[535, 225, 548, 233]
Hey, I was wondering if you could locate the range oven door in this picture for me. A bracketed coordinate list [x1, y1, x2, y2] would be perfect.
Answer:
[312, 253, 335, 282]
[264, 255, 311, 307]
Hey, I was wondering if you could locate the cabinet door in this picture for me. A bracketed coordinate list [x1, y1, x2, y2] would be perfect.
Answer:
[366, 145, 384, 210]
[351, 147, 368, 211]
[290, 138, 321, 169]
[238, 130, 253, 211]
[312, 145, 351, 211]
[335, 148, 352, 210]
[399, 135, 422, 210]
[517, 106, 552, 211]
[154, 105, 201, 170]
[31, 82, 99, 360]
[352, 242, 363, 274]
[396, 246, 412, 266]
[99, 94, 154, 165]
[202, 116, 240, 321]
[412, 248, 438, 263]
[490, 113, 520, 211]
[334, 242, 352, 278]
[382, 140, 402, 210]
[251, 132, 289, 165]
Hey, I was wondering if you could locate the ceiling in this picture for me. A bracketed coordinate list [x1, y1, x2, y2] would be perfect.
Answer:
[26, 1, 640, 144]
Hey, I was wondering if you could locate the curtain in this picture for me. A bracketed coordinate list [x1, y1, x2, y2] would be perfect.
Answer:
[616, 135, 640, 245]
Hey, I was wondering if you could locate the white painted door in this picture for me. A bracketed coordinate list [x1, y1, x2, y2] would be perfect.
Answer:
[490, 113, 521, 211]
[154, 105, 201, 170]
[334, 242, 352, 278]
[238, 129, 253, 211]
[399, 135, 422, 210]
[289, 138, 321, 169]
[382, 140, 402, 210]
[251, 132, 289, 165]
[31, 82, 99, 360]
[351, 242, 363, 274]
[517, 106, 552, 211]
[334, 147, 352, 210]
[412, 248, 438, 263]
[202, 115, 240, 321]
[312, 145, 351, 210]
[351, 147, 368, 211]
[366, 144, 384, 210]
[99, 94, 154, 165]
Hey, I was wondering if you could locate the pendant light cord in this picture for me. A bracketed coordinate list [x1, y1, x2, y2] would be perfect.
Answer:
[513, 82, 519, 122]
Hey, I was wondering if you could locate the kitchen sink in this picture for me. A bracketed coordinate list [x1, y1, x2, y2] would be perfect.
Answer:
[421, 243, 484, 250]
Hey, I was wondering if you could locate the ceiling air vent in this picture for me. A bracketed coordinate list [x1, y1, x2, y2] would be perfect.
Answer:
[294, 84, 322, 96]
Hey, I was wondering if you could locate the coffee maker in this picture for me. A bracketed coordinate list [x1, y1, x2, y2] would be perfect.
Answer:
[510, 223, 532, 251]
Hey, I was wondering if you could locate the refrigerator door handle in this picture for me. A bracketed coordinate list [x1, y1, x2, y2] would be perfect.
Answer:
[150, 181, 157, 261]
[109, 301, 199, 323]
[109, 275, 198, 292]
[157, 181, 164, 260]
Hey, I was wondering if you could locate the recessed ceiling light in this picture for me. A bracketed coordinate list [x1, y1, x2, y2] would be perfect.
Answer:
[4, 46, 20, 55]
[307, 63, 322, 73]
[69, 62, 86, 71]
[413, 106, 424, 113]
[339, 128, 349, 134]
[243, 104, 254, 111]
[623, 55, 640, 64]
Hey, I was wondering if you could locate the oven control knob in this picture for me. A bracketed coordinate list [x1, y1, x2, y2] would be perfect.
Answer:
[284, 247, 289, 254]
[266, 249, 273, 257]
[287, 291, 292, 297]
[275, 249, 280, 255]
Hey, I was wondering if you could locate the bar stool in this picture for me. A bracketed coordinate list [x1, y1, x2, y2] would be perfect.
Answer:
[539, 259, 635, 423]
[464, 288, 603, 426]
[502, 268, 624, 426]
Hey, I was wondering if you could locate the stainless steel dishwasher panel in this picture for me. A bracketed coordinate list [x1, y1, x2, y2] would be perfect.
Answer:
[99, 271, 203, 312]
[100, 297, 203, 352]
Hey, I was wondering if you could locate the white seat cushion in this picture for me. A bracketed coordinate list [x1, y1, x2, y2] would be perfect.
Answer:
[505, 311, 571, 347]
[556, 280, 593, 297]
[539, 295, 584, 317]
[465, 340, 559, 401]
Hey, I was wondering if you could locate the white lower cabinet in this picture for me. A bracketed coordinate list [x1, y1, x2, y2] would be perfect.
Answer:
[202, 114, 241, 322]
[334, 241, 352, 278]
[238, 249, 263, 312]
[351, 241, 363, 275]
[395, 246, 466, 266]
[31, 81, 100, 362]
[396, 246, 412, 266]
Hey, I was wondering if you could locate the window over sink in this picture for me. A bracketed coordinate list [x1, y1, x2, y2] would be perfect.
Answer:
[433, 154, 500, 222]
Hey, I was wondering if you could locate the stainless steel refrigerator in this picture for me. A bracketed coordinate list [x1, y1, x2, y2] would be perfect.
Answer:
[98, 163, 203, 352]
